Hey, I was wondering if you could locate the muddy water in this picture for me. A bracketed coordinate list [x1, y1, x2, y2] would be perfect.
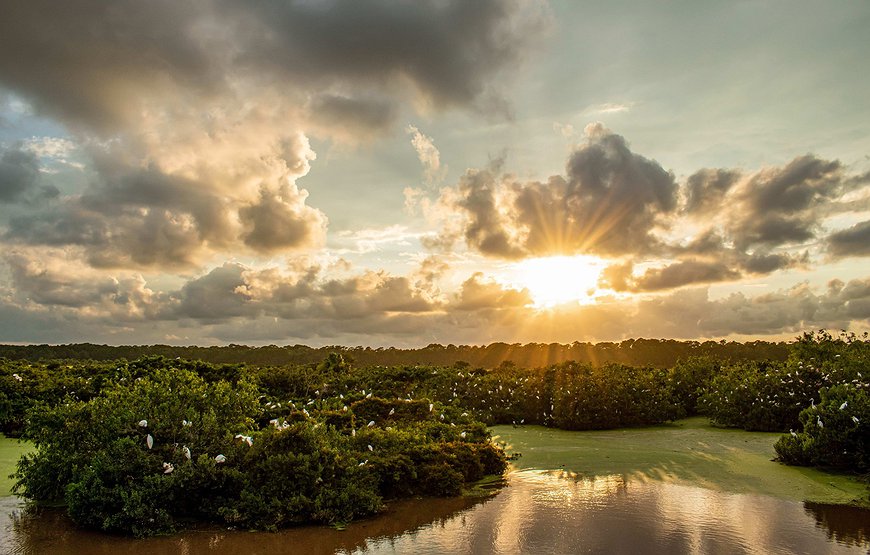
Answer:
[2, 472, 869, 555]
[3, 420, 869, 554]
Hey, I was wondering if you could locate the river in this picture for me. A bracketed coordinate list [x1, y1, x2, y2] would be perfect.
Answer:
[1, 419, 868, 554]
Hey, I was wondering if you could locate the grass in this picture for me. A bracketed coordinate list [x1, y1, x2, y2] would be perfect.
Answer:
[492, 416, 869, 507]
[0, 435, 32, 496]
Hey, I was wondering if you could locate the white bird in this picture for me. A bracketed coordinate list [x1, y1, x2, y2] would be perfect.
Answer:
[367, 444, 373, 451]
[146, 434, 154, 449]
[342, 405, 349, 412]
[367, 420, 375, 427]
[429, 403, 434, 412]
[214, 454, 226, 463]
[181, 419, 192, 427]
[366, 393, 373, 399]
[389, 408, 395, 415]
[853, 416, 860, 424]
[182, 446, 191, 460]
[138, 420, 148, 428]
[352, 428, 357, 437]
[817, 416, 824, 428]
[840, 401, 848, 410]
[460, 431, 467, 439]
[790, 429, 797, 438]
[270, 418, 279, 427]
[358, 459, 368, 466]
[12, 373, 22, 382]
[163, 462, 174, 474]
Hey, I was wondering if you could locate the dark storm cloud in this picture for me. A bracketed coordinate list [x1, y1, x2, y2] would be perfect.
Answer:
[6, 203, 208, 269]
[727, 155, 844, 249]
[826, 220, 870, 259]
[238, 185, 327, 254]
[0, 147, 58, 202]
[0, 148, 39, 201]
[622, 260, 740, 292]
[684, 168, 741, 214]
[308, 94, 397, 137]
[0, 0, 543, 133]
[227, 0, 544, 112]
[0, 0, 221, 132]
[448, 125, 678, 259]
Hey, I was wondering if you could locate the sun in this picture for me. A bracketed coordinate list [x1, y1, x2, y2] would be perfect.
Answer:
[501, 255, 604, 308]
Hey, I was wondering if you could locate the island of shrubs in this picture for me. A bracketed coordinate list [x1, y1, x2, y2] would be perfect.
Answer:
[0, 330, 867, 536]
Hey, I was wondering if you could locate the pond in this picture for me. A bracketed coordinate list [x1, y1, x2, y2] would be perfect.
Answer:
[2, 419, 868, 554]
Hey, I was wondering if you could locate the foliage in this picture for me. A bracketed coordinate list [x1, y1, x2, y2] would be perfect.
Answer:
[8, 329, 870, 536]
[774, 384, 869, 472]
[13, 361, 505, 536]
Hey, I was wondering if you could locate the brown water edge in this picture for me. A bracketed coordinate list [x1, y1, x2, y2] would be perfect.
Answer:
[3, 472, 870, 555]
[0, 492, 491, 555]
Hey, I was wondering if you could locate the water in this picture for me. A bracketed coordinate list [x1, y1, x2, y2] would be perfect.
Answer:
[2, 471, 868, 554]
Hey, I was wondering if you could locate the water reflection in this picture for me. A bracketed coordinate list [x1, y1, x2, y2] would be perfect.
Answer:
[2, 473, 868, 554]
[805, 502, 870, 548]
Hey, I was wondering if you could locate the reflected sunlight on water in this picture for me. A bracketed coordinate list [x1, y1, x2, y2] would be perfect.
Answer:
[2, 471, 868, 555]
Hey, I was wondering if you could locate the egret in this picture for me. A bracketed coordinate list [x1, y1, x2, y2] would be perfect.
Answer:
[183, 446, 191, 460]
[352, 428, 356, 437]
[366, 392, 373, 399]
[163, 462, 174, 474]
[367, 420, 375, 427]
[214, 454, 226, 463]
[429, 403, 434, 412]
[460, 431, 467, 438]
[146, 434, 154, 449]
[367, 444, 373, 451]
[138, 420, 148, 428]
[853, 416, 860, 424]
[817, 416, 823, 428]
[790, 429, 797, 438]
[388, 408, 395, 415]
[840, 401, 848, 410]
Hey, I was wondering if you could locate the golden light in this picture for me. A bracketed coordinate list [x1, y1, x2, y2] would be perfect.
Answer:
[501, 255, 604, 308]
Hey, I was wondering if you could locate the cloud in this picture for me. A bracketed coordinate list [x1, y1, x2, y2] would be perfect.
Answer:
[726, 155, 844, 249]
[407, 125, 444, 184]
[0, 147, 40, 201]
[425, 125, 868, 292]
[2, 251, 868, 345]
[0, 0, 545, 134]
[239, 183, 327, 254]
[825, 220, 870, 259]
[600, 260, 740, 292]
[440, 123, 679, 259]
[309, 94, 397, 139]
[683, 168, 741, 214]
[0, 0, 546, 272]
[453, 273, 533, 311]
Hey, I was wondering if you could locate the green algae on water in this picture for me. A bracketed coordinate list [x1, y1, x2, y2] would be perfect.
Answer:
[0, 435, 32, 497]
[491, 417, 869, 507]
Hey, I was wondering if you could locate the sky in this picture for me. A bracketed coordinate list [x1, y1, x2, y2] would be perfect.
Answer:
[0, 0, 869, 347]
